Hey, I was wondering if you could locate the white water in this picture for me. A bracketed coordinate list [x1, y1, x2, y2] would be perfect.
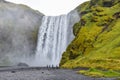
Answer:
[34, 10, 80, 67]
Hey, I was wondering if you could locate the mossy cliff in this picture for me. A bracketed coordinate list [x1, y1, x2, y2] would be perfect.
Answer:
[60, 0, 120, 72]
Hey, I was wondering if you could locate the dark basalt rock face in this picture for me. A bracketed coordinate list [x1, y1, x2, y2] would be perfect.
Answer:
[0, 0, 4, 2]
[17, 63, 29, 67]
[103, 1, 113, 7]
[113, 12, 120, 19]
[90, 0, 120, 7]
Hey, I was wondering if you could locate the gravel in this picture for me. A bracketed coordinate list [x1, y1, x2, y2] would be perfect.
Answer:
[0, 67, 117, 80]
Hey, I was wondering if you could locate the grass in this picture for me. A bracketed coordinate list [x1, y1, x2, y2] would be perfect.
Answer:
[79, 68, 120, 78]
[60, 0, 120, 77]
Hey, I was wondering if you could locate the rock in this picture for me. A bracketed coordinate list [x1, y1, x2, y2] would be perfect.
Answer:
[113, 12, 120, 19]
[11, 71, 16, 73]
[17, 63, 29, 67]
[102, 0, 113, 7]
[0, 0, 5, 2]
[0, 1, 44, 66]
[90, 0, 120, 7]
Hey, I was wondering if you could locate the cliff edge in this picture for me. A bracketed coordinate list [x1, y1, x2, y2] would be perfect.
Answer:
[60, 0, 120, 77]
[0, 0, 44, 66]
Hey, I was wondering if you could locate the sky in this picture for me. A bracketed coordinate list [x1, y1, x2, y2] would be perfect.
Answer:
[6, 0, 89, 16]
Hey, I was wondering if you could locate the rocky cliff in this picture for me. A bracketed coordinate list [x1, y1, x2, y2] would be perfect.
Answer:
[60, 0, 120, 76]
[0, 0, 44, 66]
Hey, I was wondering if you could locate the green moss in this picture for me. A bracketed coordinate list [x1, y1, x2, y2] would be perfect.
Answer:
[76, 1, 90, 14]
[31, 27, 39, 43]
[79, 68, 120, 77]
[60, 0, 120, 77]
[73, 22, 81, 36]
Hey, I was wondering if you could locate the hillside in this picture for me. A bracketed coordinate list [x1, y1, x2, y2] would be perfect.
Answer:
[0, 0, 44, 66]
[60, 0, 120, 77]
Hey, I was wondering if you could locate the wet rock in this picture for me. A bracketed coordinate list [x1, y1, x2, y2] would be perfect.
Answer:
[90, 0, 120, 7]
[11, 71, 16, 73]
[103, 1, 113, 7]
[113, 12, 120, 19]
[17, 63, 29, 67]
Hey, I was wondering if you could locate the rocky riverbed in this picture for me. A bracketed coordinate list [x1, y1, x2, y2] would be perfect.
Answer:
[0, 67, 117, 80]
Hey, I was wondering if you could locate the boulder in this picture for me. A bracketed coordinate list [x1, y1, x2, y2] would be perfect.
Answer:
[17, 62, 29, 67]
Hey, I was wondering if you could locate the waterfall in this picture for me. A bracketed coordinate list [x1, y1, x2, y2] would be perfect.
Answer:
[34, 10, 80, 67]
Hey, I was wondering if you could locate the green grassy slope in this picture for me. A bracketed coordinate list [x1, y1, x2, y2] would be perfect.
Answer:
[60, 0, 120, 74]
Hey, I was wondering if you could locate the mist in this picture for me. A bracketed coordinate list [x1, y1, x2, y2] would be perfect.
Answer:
[0, 1, 43, 66]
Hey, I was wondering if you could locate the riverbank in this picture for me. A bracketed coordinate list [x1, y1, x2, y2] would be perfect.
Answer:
[0, 67, 117, 80]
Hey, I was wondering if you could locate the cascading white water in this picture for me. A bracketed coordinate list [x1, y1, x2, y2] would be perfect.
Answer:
[34, 10, 80, 67]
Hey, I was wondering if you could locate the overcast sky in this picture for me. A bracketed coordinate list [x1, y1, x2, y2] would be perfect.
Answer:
[6, 0, 89, 16]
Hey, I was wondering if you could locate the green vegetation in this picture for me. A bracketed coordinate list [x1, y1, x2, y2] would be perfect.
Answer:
[60, 0, 120, 77]
[79, 68, 120, 77]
